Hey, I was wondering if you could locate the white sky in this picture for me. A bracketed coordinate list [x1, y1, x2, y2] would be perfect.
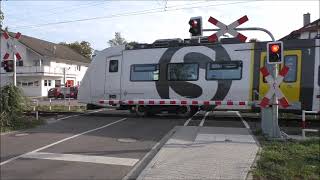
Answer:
[2, 1, 319, 50]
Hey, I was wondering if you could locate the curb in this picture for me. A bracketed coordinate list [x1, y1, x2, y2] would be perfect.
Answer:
[122, 126, 178, 180]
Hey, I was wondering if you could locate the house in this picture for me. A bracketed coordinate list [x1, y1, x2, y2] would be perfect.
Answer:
[0, 31, 90, 97]
[280, 13, 320, 40]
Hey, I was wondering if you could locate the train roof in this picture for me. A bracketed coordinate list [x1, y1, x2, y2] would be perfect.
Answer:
[125, 37, 248, 50]
[124, 38, 319, 51]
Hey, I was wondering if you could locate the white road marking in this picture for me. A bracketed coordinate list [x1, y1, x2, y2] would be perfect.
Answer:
[48, 109, 106, 124]
[235, 111, 250, 129]
[0, 118, 128, 166]
[183, 111, 200, 126]
[199, 112, 210, 127]
[21, 152, 139, 166]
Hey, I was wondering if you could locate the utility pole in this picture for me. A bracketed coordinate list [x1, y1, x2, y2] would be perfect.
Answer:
[13, 49, 16, 86]
[1, 0, 3, 86]
[63, 67, 66, 87]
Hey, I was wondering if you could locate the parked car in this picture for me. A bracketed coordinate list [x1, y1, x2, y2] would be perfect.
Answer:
[47, 86, 78, 99]
[47, 88, 57, 98]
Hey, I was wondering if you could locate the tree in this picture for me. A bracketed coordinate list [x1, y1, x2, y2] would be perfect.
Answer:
[108, 32, 127, 47]
[59, 41, 93, 58]
[0, 10, 4, 22]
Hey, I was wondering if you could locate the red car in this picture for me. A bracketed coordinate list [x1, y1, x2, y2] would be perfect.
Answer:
[47, 87, 78, 99]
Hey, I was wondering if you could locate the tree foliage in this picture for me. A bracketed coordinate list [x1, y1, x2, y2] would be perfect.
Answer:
[60, 41, 93, 58]
[108, 32, 127, 47]
[0, 85, 25, 127]
[0, 10, 4, 22]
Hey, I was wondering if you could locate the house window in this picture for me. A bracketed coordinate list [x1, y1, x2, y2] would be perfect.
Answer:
[206, 61, 242, 80]
[77, 65, 81, 71]
[130, 64, 159, 81]
[168, 63, 198, 81]
[22, 82, 28, 86]
[109, 60, 118, 72]
[48, 80, 52, 86]
[34, 81, 39, 86]
[28, 82, 34, 86]
[44, 80, 48, 86]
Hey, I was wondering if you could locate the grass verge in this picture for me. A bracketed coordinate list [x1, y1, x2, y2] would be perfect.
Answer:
[252, 131, 320, 180]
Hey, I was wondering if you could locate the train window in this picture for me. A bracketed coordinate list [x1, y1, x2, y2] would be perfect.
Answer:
[206, 61, 242, 80]
[130, 64, 159, 81]
[109, 60, 118, 72]
[283, 55, 297, 82]
[167, 63, 199, 81]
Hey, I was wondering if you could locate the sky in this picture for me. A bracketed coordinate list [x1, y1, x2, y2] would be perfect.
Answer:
[1, 0, 319, 51]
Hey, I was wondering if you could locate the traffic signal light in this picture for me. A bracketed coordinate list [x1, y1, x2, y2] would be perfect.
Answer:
[267, 41, 283, 64]
[2, 60, 14, 72]
[189, 17, 202, 37]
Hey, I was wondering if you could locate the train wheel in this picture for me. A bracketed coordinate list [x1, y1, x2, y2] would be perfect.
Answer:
[190, 106, 199, 116]
[136, 105, 147, 117]
[177, 106, 191, 118]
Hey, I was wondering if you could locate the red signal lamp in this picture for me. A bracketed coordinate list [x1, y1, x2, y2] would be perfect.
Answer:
[191, 20, 198, 28]
[271, 44, 280, 53]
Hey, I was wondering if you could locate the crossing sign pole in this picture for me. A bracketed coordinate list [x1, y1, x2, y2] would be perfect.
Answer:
[260, 60, 289, 138]
[3, 31, 22, 86]
[195, 15, 283, 138]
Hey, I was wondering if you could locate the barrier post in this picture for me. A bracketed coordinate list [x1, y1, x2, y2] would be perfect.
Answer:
[302, 110, 306, 129]
[68, 98, 71, 111]
[49, 98, 52, 111]
[64, 97, 67, 109]
[32, 99, 39, 120]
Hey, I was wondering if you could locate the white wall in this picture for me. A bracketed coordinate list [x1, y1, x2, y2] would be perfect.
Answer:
[1, 32, 89, 96]
[17, 77, 42, 97]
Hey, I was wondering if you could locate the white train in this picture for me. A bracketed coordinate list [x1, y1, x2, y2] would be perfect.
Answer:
[78, 38, 320, 116]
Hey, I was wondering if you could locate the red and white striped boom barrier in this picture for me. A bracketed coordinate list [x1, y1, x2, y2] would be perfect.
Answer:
[2, 31, 22, 61]
[259, 65, 290, 108]
[208, 15, 248, 43]
[98, 99, 252, 106]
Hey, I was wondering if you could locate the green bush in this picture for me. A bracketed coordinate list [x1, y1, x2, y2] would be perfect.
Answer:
[0, 84, 42, 131]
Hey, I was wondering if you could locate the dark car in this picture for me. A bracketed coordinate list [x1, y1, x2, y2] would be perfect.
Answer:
[47, 88, 57, 98]
[69, 86, 78, 99]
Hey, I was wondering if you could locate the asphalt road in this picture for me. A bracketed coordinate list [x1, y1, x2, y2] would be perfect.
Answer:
[0, 110, 250, 180]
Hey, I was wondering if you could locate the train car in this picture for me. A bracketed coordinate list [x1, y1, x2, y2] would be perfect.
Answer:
[78, 38, 320, 116]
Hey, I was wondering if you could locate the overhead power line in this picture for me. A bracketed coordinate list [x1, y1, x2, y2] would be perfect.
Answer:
[6, 1, 108, 25]
[10, 1, 257, 30]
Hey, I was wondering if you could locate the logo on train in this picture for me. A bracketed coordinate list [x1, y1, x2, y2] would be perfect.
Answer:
[156, 45, 232, 101]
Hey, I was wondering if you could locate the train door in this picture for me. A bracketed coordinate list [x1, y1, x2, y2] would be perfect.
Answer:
[258, 50, 302, 108]
[105, 56, 122, 100]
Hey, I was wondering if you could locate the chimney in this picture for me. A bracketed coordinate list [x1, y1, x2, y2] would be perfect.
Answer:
[53, 45, 56, 55]
[303, 13, 310, 26]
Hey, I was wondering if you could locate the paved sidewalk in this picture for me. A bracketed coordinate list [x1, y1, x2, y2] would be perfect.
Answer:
[137, 126, 259, 180]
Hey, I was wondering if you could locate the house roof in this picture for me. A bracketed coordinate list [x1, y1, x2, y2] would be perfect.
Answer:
[5, 31, 90, 64]
[280, 18, 320, 40]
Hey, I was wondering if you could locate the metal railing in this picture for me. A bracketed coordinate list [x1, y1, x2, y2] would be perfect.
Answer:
[1, 66, 77, 75]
